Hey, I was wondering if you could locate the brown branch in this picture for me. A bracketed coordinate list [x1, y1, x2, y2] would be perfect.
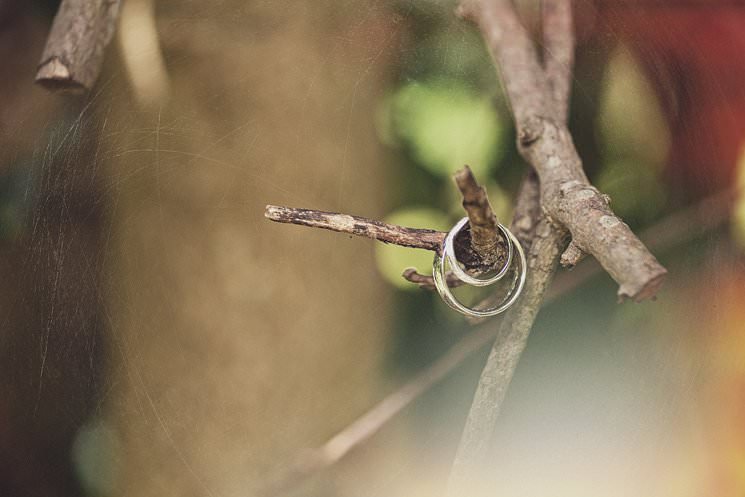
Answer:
[261, 184, 735, 496]
[447, 221, 567, 496]
[266, 167, 510, 274]
[460, 0, 666, 302]
[446, 1, 575, 495]
[265, 205, 445, 251]
[549, 186, 737, 299]
[36, 0, 121, 92]
[402, 268, 464, 290]
[403, 170, 542, 290]
[454, 165, 506, 268]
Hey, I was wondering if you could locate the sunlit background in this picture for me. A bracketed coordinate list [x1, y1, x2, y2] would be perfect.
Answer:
[1, 1, 745, 496]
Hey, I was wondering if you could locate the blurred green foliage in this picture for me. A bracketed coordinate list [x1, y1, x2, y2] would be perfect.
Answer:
[385, 79, 504, 179]
[375, 206, 448, 288]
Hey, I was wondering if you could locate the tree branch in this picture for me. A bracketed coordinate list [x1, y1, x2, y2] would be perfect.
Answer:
[454, 165, 506, 269]
[446, 223, 567, 496]
[401, 169, 541, 290]
[460, 0, 666, 302]
[36, 0, 121, 92]
[446, 1, 574, 495]
[265, 205, 445, 251]
[260, 183, 736, 496]
[266, 167, 511, 275]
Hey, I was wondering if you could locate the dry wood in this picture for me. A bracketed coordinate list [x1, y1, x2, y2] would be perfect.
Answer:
[265, 205, 444, 251]
[266, 165, 510, 274]
[445, 2, 572, 495]
[263, 184, 734, 497]
[36, 0, 121, 92]
[460, 0, 666, 303]
[454, 165, 506, 268]
[265, 1, 669, 495]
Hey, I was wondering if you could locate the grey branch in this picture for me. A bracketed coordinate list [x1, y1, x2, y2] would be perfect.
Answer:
[446, 222, 567, 496]
[446, 1, 574, 495]
[36, 0, 122, 92]
[460, 0, 667, 302]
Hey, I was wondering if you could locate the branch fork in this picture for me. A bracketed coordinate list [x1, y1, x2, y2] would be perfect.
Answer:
[265, 1, 667, 495]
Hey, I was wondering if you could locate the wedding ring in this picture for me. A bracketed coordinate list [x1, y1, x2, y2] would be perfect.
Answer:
[444, 217, 513, 287]
[433, 218, 526, 318]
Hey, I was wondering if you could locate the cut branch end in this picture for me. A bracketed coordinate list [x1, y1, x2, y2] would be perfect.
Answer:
[35, 57, 86, 93]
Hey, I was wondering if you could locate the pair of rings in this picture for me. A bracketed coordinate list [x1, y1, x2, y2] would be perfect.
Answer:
[433, 217, 527, 318]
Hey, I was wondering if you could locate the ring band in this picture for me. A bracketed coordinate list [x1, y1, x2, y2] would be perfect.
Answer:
[444, 217, 513, 287]
[433, 218, 526, 318]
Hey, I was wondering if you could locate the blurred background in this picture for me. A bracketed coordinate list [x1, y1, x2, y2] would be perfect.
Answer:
[1, 0, 745, 496]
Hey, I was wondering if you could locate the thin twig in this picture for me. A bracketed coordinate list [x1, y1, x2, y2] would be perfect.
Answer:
[36, 0, 122, 92]
[454, 165, 506, 268]
[402, 268, 464, 290]
[265, 205, 444, 251]
[403, 169, 542, 290]
[266, 166, 510, 274]
[257, 324, 500, 497]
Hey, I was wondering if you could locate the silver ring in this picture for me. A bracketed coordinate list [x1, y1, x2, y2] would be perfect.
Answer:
[445, 217, 513, 287]
[433, 221, 527, 318]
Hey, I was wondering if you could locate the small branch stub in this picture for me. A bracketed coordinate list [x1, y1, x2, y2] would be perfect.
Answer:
[36, 0, 122, 92]
[454, 166, 505, 268]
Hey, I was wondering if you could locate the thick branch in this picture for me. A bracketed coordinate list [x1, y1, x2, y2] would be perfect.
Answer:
[36, 0, 121, 92]
[461, 0, 667, 302]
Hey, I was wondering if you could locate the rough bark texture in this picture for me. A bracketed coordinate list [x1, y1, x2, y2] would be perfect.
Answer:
[36, 0, 121, 92]
[445, 2, 575, 495]
[453, 166, 505, 268]
[265, 205, 445, 252]
[461, 0, 666, 302]
[518, 118, 666, 300]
